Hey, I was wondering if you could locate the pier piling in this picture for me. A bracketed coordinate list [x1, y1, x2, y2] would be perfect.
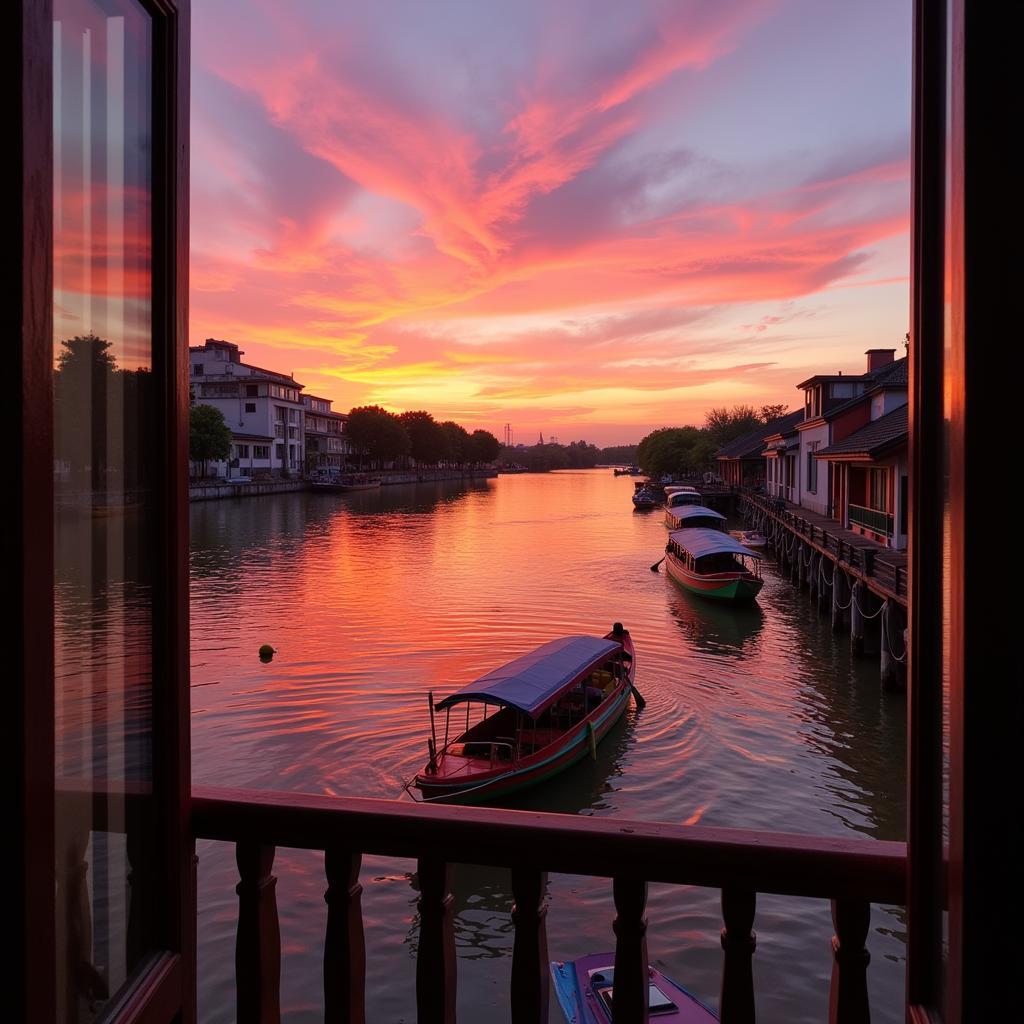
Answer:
[832, 567, 850, 633]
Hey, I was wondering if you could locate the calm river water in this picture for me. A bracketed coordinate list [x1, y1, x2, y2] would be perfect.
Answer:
[189, 469, 907, 1023]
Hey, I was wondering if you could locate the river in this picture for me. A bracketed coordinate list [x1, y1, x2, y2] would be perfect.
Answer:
[189, 469, 906, 1022]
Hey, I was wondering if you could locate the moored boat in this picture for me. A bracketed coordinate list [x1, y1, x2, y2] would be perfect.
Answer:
[664, 503, 727, 531]
[412, 626, 637, 804]
[665, 487, 704, 508]
[310, 471, 381, 492]
[663, 527, 764, 603]
[728, 528, 766, 549]
[551, 953, 718, 1023]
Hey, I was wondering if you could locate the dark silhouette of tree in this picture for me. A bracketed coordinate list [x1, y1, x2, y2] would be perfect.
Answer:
[467, 429, 501, 464]
[53, 333, 153, 492]
[347, 406, 410, 468]
[759, 403, 789, 423]
[437, 421, 470, 465]
[704, 405, 762, 447]
[190, 404, 232, 478]
[399, 410, 448, 465]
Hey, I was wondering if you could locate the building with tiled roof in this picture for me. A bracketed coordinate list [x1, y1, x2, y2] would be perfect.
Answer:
[714, 410, 801, 488]
[795, 349, 907, 515]
[814, 404, 909, 550]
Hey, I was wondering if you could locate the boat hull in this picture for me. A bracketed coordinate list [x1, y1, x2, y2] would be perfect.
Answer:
[551, 953, 718, 1023]
[415, 633, 636, 804]
[665, 551, 763, 603]
[415, 683, 631, 804]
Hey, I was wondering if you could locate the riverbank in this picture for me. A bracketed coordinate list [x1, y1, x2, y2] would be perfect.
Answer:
[189, 467, 496, 502]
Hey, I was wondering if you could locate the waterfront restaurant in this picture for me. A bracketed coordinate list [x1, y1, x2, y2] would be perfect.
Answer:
[9, 3, 1010, 1023]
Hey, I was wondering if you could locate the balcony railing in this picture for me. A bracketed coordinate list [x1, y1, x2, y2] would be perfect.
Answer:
[848, 504, 893, 537]
[192, 785, 905, 1024]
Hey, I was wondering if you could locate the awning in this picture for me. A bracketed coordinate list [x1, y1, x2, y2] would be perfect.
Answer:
[666, 505, 726, 522]
[669, 527, 763, 559]
[434, 636, 620, 718]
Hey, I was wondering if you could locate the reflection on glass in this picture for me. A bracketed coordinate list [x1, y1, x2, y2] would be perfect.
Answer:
[53, 1, 153, 1019]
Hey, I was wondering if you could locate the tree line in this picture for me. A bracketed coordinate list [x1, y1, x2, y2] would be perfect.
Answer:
[636, 404, 791, 478]
[346, 407, 501, 468]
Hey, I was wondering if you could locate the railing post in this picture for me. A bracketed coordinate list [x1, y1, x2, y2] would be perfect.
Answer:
[720, 888, 756, 1024]
[612, 876, 649, 1023]
[829, 899, 871, 1024]
[324, 847, 366, 1024]
[863, 550, 875, 577]
[416, 858, 456, 1024]
[236, 842, 281, 1024]
[511, 869, 549, 1024]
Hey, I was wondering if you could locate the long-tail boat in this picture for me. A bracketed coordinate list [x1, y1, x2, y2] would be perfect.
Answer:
[663, 527, 764, 603]
[412, 626, 637, 804]
[663, 503, 727, 531]
[551, 953, 718, 1023]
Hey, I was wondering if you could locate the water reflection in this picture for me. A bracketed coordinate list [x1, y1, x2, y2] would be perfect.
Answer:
[664, 583, 765, 658]
[191, 471, 908, 1023]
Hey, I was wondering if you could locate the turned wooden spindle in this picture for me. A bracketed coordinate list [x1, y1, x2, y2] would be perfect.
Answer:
[324, 847, 366, 1024]
[511, 868, 549, 1024]
[720, 888, 756, 1024]
[612, 876, 649, 1024]
[235, 843, 281, 1024]
[829, 898, 871, 1024]
[416, 858, 456, 1024]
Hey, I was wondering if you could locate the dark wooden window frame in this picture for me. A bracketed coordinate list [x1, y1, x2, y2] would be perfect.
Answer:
[6, 1, 192, 1022]
[7, 0, 1013, 1020]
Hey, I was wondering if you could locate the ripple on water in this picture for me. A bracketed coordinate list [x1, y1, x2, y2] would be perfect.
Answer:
[182, 471, 907, 1022]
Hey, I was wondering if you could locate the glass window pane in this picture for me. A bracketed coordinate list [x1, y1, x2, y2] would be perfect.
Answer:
[53, 0, 154, 1018]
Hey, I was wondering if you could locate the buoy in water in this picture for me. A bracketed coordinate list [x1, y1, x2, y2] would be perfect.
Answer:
[258, 644, 276, 662]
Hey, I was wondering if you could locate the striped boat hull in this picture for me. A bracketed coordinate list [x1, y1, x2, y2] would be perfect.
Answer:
[665, 550, 763, 604]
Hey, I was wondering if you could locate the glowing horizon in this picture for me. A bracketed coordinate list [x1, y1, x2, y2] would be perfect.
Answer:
[190, 0, 911, 446]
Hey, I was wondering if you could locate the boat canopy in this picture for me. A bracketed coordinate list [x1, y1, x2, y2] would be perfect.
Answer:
[669, 527, 763, 559]
[434, 636, 620, 718]
[667, 505, 726, 522]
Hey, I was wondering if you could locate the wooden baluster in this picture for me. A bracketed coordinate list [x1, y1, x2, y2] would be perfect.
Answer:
[416, 858, 456, 1024]
[720, 888, 756, 1024]
[324, 847, 366, 1024]
[829, 899, 871, 1024]
[236, 843, 281, 1024]
[612, 876, 649, 1024]
[511, 869, 549, 1024]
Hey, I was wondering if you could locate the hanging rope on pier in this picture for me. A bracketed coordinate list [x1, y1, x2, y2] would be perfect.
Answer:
[882, 603, 908, 663]
[832, 567, 855, 611]
[851, 586, 886, 621]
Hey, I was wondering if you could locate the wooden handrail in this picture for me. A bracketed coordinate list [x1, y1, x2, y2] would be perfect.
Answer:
[192, 785, 905, 904]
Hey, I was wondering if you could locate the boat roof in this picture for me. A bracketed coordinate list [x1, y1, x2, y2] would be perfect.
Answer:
[666, 505, 726, 521]
[434, 636, 620, 718]
[669, 527, 763, 559]
[665, 485, 699, 493]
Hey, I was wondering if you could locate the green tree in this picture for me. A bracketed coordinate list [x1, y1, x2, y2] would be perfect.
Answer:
[347, 406, 410, 468]
[637, 426, 714, 477]
[190, 404, 232, 478]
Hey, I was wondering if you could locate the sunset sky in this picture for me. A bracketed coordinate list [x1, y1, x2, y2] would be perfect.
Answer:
[190, 0, 911, 445]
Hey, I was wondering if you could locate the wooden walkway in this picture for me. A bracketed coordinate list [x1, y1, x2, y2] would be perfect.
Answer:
[742, 492, 908, 608]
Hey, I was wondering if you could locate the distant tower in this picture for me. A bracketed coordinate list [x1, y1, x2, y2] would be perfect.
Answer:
[538, 432, 545, 445]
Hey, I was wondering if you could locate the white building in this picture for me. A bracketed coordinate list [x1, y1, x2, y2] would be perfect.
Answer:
[795, 349, 906, 515]
[303, 394, 351, 473]
[189, 338, 306, 479]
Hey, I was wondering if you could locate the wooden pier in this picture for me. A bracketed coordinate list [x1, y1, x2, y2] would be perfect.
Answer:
[741, 491, 908, 689]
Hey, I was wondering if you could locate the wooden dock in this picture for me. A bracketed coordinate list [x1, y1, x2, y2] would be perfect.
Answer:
[741, 491, 908, 689]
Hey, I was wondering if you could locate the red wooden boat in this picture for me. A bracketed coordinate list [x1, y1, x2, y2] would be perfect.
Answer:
[412, 626, 637, 804]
